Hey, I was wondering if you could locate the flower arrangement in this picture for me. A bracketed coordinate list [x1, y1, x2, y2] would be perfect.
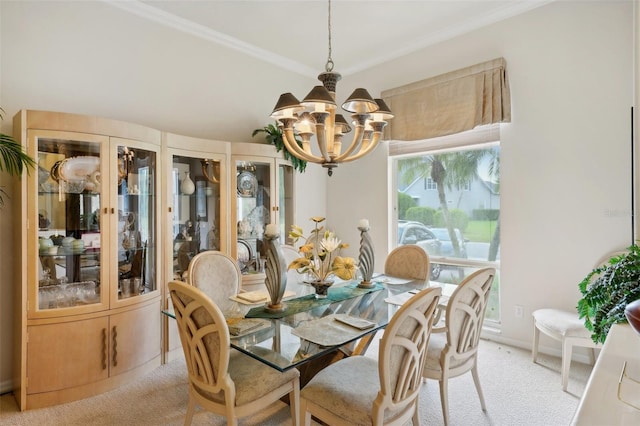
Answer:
[288, 217, 356, 282]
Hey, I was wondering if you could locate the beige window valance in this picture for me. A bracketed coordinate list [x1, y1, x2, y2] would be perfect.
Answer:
[381, 57, 511, 141]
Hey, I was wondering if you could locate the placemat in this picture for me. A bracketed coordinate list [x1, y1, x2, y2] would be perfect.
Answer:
[291, 314, 378, 347]
[245, 282, 384, 319]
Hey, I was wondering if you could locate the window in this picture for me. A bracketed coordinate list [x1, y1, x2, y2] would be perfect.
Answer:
[391, 126, 501, 323]
[425, 177, 437, 190]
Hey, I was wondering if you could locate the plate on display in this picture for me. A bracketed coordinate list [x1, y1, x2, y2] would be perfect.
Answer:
[59, 156, 100, 181]
[237, 171, 257, 197]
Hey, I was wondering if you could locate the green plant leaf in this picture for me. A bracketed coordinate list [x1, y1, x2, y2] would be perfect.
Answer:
[577, 244, 640, 343]
[252, 123, 307, 173]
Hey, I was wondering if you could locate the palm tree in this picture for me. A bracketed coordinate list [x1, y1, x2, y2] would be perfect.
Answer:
[1, 108, 36, 206]
[399, 147, 497, 258]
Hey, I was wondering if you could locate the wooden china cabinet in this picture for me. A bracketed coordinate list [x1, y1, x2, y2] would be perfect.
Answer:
[12, 110, 296, 409]
[13, 110, 162, 410]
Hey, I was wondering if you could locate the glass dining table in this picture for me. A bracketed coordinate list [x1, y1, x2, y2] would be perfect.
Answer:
[164, 276, 454, 385]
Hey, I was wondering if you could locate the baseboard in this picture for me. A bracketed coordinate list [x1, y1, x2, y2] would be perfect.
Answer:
[0, 378, 14, 395]
[481, 328, 597, 365]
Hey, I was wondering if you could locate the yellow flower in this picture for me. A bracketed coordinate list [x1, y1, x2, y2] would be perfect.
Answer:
[288, 217, 356, 282]
[332, 256, 356, 280]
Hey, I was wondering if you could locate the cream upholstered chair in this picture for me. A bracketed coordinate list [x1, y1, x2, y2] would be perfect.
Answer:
[384, 245, 431, 283]
[422, 267, 496, 426]
[531, 250, 626, 391]
[168, 280, 300, 426]
[187, 250, 242, 314]
[299, 286, 442, 426]
[532, 309, 600, 391]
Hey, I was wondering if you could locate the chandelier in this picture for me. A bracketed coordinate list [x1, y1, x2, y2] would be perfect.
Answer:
[270, 0, 393, 176]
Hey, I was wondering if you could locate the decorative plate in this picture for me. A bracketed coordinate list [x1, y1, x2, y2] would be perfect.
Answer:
[59, 156, 100, 181]
[237, 171, 257, 197]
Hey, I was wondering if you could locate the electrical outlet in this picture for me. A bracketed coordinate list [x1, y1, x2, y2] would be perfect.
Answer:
[515, 305, 524, 318]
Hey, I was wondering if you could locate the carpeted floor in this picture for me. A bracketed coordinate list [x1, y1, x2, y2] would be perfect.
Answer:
[0, 337, 591, 425]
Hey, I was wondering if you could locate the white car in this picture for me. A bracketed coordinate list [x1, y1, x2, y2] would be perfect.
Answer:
[397, 221, 442, 279]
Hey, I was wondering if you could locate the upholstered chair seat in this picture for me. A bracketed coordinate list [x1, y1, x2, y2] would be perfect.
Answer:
[300, 287, 442, 426]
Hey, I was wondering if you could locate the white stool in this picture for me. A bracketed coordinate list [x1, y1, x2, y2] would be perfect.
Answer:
[532, 308, 601, 391]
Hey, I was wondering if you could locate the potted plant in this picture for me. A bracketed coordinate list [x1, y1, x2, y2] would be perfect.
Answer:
[252, 123, 307, 173]
[577, 244, 640, 343]
[1, 108, 36, 206]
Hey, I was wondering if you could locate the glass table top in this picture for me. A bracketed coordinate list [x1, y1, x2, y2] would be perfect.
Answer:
[164, 277, 453, 372]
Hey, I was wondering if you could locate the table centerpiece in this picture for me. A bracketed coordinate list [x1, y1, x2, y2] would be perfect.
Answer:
[288, 217, 356, 298]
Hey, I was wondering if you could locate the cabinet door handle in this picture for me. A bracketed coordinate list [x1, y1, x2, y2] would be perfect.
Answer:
[101, 328, 107, 370]
[103, 207, 108, 214]
[112, 326, 118, 367]
[111, 207, 115, 214]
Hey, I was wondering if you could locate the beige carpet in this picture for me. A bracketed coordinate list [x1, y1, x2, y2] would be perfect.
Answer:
[0, 337, 591, 425]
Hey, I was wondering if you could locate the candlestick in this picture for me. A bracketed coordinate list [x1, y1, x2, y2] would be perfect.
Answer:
[264, 232, 287, 313]
[357, 222, 375, 288]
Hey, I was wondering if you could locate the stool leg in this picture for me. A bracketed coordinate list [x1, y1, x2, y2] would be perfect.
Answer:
[561, 338, 572, 391]
[532, 322, 540, 363]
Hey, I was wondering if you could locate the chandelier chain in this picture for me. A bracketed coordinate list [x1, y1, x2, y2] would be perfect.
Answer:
[325, 0, 334, 72]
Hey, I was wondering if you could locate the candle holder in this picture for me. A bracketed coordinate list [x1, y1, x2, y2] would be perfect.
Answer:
[264, 227, 288, 313]
[357, 220, 375, 288]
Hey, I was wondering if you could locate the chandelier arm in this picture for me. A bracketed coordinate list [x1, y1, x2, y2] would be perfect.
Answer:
[281, 127, 323, 163]
[333, 124, 365, 161]
[314, 126, 332, 163]
[340, 131, 383, 163]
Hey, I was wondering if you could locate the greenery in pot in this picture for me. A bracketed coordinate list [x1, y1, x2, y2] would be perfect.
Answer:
[1, 108, 36, 206]
[577, 244, 640, 343]
[252, 123, 307, 173]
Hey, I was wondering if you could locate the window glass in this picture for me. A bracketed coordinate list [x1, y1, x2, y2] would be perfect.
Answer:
[392, 139, 501, 322]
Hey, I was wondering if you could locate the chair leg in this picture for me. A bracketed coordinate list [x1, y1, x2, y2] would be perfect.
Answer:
[300, 398, 311, 426]
[412, 399, 420, 425]
[290, 379, 300, 426]
[561, 338, 572, 391]
[439, 379, 450, 426]
[184, 397, 196, 426]
[532, 322, 540, 363]
[471, 364, 487, 412]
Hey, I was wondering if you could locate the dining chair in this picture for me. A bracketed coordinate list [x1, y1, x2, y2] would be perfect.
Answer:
[168, 280, 300, 426]
[421, 267, 496, 426]
[531, 249, 626, 391]
[384, 245, 430, 283]
[299, 286, 442, 426]
[187, 250, 242, 314]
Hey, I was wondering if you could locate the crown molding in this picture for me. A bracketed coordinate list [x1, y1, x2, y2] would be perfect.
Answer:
[103, 0, 555, 78]
[102, 0, 317, 78]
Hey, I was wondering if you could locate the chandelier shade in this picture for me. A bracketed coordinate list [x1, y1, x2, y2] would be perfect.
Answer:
[269, 0, 392, 176]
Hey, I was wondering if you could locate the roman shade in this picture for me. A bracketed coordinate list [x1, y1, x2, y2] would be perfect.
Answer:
[381, 58, 511, 141]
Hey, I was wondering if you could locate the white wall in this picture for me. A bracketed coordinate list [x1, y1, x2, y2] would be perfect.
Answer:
[0, 0, 634, 389]
[329, 0, 634, 351]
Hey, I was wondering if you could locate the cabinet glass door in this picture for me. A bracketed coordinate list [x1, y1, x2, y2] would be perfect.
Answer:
[171, 155, 223, 281]
[35, 136, 105, 311]
[278, 161, 294, 245]
[235, 160, 272, 275]
[115, 144, 157, 300]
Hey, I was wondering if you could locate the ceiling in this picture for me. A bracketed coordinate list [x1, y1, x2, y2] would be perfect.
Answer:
[105, 0, 554, 79]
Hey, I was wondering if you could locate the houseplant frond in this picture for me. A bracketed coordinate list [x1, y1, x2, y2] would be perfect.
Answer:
[577, 244, 640, 343]
[252, 123, 307, 173]
[1, 108, 37, 206]
[0, 133, 36, 176]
